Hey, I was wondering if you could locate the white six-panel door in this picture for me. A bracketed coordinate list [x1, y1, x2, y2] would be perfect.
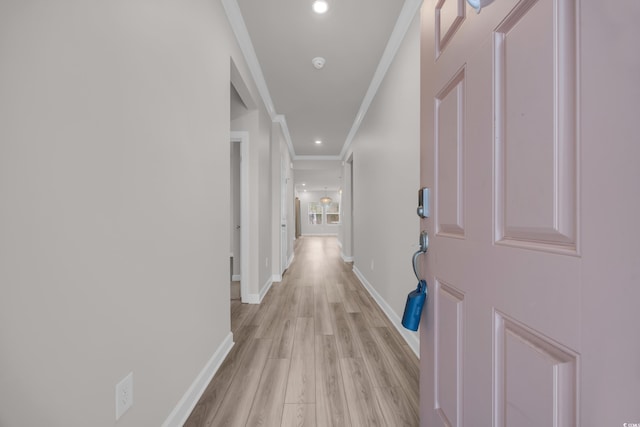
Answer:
[420, 0, 640, 425]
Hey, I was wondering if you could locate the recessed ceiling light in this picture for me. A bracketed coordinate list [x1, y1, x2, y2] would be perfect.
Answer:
[313, 0, 329, 14]
[315, 140, 322, 144]
[302, 183, 306, 186]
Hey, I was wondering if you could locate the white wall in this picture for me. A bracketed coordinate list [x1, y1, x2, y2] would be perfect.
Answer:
[231, 105, 274, 299]
[0, 1, 268, 426]
[270, 124, 295, 279]
[344, 15, 421, 347]
[256, 109, 273, 293]
[338, 159, 354, 261]
[298, 191, 342, 236]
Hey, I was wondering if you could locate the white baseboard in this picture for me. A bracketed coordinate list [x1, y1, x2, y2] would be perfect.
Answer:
[232, 274, 241, 282]
[341, 252, 354, 263]
[272, 274, 282, 283]
[259, 276, 274, 302]
[162, 332, 234, 427]
[287, 253, 295, 269]
[245, 293, 260, 304]
[246, 275, 277, 303]
[242, 276, 274, 305]
[352, 266, 419, 358]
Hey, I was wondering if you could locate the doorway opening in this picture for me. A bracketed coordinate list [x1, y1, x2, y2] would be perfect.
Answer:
[230, 140, 241, 301]
[230, 58, 256, 306]
[295, 197, 301, 239]
[230, 132, 249, 303]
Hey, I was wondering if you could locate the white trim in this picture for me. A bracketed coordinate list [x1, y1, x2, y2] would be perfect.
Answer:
[293, 155, 343, 161]
[259, 276, 274, 302]
[230, 59, 257, 110]
[232, 274, 241, 282]
[339, 0, 423, 160]
[221, 0, 274, 116]
[231, 132, 250, 304]
[222, 0, 295, 158]
[272, 274, 283, 283]
[341, 253, 354, 263]
[239, 278, 274, 305]
[352, 266, 419, 358]
[224, 0, 422, 160]
[245, 293, 260, 304]
[274, 115, 296, 160]
[162, 333, 234, 427]
[287, 253, 295, 269]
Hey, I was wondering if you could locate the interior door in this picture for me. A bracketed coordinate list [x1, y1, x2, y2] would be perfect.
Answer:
[419, 0, 640, 425]
[295, 197, 301, 239]
[281, 156, 288, 273]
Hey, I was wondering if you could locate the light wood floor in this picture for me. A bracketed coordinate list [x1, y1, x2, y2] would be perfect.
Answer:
[185, 236, 419, 427]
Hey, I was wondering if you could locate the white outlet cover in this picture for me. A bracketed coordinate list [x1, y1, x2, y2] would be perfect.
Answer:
[115, 372, 133, 420]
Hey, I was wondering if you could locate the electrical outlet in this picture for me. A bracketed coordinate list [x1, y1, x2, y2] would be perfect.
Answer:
[115, 372, 133, 420]
[370, 259, 374, 271]
[265, 257, 269, 267]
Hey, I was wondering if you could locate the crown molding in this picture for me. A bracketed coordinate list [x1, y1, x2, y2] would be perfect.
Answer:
[274, 115, 296, 157]
[339, 0, 423, 160]
[222, 0, 296, 158]
[293, 155, 343, 161]
[223, 0, 422, 161]
[221, 0, 274, 116]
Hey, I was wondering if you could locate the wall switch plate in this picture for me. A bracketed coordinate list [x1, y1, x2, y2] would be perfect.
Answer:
[115, 372, 133, 420]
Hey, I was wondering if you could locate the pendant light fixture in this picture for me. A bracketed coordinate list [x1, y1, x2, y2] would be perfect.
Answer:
[320, 187, 332, 206]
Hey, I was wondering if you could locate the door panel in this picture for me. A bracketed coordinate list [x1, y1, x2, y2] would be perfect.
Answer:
[420, 0, 583, 425]
[495, 311, 578, 427]
[436, 0, 465, 56]
[434, 280, 464, 427]
[435, 68, 466, 238]
[422, 0, 640, 425]
[494, 0, 578, 252]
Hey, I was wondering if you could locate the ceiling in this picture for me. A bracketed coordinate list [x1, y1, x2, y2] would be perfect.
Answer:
[293, 160, 343, 192]
[225, 0, 421, 189]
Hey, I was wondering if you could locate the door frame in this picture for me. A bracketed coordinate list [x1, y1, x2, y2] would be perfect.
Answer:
[280, 155, 288, 274]
[231, 131, 250, 303]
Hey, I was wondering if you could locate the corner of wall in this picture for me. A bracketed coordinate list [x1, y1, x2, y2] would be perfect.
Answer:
[161, 333, 234, 427]
[341, 252, 354, 263]
[352, 267, 419, 358]
[259, 276, 274, 302]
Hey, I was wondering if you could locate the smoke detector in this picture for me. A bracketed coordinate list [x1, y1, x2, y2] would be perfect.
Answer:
[312, 57, 326, 70]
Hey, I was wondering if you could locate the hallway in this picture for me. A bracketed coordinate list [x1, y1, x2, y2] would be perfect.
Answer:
[185, 236, 419, 426]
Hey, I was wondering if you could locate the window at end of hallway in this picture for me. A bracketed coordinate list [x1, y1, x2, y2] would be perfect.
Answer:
[326, 202, 340, 224]
[308, 201, 340, 225]
[309, 202, 323, 224]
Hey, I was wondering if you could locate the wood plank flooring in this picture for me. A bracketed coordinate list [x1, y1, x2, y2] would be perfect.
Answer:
[185, 236, 419, 427]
